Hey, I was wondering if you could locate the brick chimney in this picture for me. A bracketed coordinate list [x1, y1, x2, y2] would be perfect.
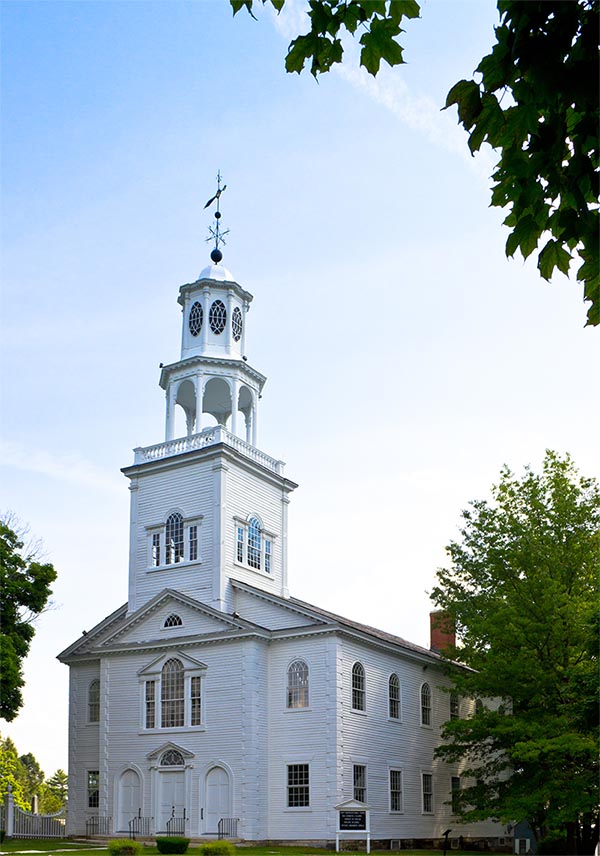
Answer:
[430, 610, 456, 653]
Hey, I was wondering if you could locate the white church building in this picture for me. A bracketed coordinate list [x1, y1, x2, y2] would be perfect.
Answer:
[58, 249, 507, 847]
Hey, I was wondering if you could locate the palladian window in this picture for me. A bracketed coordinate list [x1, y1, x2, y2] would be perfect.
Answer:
[142, 654, 205, 730]
[161, 658, 184, 728]
[166, 513, 184, 565]
[235, 515, 273, 573]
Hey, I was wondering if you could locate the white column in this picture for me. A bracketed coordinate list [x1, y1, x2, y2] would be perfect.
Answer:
[195, 375, 204, 434]
[251, 393, 258, 447]
[241, 301, 249, 356]
[200, 287, 210, 352]
[230, 378, 239, 437]
[225, 291, 234, 354]
[165, 382, 177, 441]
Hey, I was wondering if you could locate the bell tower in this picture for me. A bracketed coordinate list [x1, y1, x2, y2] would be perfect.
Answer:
[122, 177, 297, 615]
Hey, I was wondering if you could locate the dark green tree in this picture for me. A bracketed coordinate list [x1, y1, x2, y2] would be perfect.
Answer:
[0, 736, 29, 810]
[18, 752, 45, 806]
[431, 451, 600, 855]
[232, 0, 599, 326]
[39, 769, 68, 813]
[0, 518, 57, 721]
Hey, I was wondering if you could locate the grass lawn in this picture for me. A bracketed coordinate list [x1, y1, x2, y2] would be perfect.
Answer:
[0, 844, 485, 856]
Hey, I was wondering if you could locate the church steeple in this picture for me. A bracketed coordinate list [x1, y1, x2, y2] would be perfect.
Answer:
[158, 179, 264, 446]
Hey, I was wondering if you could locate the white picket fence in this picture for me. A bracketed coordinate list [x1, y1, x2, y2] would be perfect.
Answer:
[3, 785, 67, 839]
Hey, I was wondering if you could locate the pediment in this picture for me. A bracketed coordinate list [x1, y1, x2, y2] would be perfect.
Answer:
[147, 741, 194, 761]
[99, 589, 247, 648]
[231, 580, 332, 631]
[138, 650, 207, 677]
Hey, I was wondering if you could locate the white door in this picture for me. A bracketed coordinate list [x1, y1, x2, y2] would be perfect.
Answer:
[159, 771, 185, 831]
[118, 769, 141, 832]
[205, 767, 230, 834]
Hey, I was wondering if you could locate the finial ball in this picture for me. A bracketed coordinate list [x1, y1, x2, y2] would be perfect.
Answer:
[211, 248, 223, 263]
[215, 211, 221, 219]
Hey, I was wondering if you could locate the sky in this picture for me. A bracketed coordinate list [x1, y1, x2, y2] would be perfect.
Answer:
[1, 0, 598, 779]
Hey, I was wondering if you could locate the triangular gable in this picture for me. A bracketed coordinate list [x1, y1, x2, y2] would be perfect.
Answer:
[147, 741, 194, 761]
[231, 579, 333, 631]
[99, 589, 250, 648]
[57, 602, 128, 661]
[138, 650, 207, 677]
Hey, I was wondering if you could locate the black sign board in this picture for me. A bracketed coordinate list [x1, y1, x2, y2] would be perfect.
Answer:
[339, 810, 366, 831]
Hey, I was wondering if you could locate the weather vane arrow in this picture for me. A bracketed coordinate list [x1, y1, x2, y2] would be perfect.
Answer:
[205, 171, 229, 263]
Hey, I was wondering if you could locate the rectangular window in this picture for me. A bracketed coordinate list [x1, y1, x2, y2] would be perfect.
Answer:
[451, 776, 461, 814]
[145, 680, 156, 729]
[236, 527, 245, 563]
[287, 763, 309, 807]
[353, 764, 366, 803]
[152, 533, 160, 567]
[422, 772, 433, 813]
[191, 676, 202, 726]
[87, 770, 99, 808]
[390, 769, 403, 812]
[265, 539, 272, 573]
[189, 525, 198, 562]
[450, 691, 459, 720]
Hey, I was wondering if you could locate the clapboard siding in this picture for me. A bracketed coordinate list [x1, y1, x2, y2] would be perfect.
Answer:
[67, 663, 101, 834]
[233, 588, 316, 630]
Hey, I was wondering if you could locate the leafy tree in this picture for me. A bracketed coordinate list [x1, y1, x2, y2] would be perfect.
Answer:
[431, 451, 599, 855]
[0, 736, 29, 811]
[0, 517, 57, 721]
[18, 752, 45, 806]
[231, 0, 599, 326]
[39, 769, 68, 814]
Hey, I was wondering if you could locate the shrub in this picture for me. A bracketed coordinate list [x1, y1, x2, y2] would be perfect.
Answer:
[156, 837, 190, 854]
[108, 839, 144, 856]
[198, 843, 235, 856]
[538, 837, 568, 855]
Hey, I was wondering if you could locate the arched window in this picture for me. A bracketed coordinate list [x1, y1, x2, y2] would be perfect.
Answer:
[388, 673, 400, 719]
[165, 513, 184, 564]
[88, 679, 100, 723]
[160, 749, 185, 766]
[351, 662, 365, 711]
[164, 614, 183, 628]
[287, 660, 309, 709]
[161, 658, 184, 727]
[247, 517, 261, 569]
[420, 682, 431, 726]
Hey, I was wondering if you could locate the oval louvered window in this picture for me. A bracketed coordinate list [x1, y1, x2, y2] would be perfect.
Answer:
[209, 300, 227, 334]
[232, 306, 243, 341]
[189, 302, 203, 336]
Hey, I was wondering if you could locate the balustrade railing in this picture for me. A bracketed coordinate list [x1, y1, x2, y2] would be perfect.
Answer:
[128, 813, 152, 839]
[166, 808, 186, 835]
[134, 426, 284, 474]
[218, 817, 239, 839]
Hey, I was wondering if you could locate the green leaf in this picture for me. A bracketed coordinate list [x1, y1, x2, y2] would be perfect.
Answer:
[505, 214, 539, 260]
[389, 0, 420, 25]
[538, 239, 572, 280]
[360, 18, 404, 75]
[230, 0, 253, 15]
[445, 80, 482, 130]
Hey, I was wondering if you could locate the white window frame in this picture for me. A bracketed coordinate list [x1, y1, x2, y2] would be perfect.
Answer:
[87, 679, 100, 724]
[286, 659, 309, 710]
[138, 653, 206, 732]
[421, 770, 434, 814]
[388, 673, 401, 720]
[451, 775, 461, 814]
[420, 681, 432, 727]
[286, 762, 310, 810]
[351, 662, 366, 713]
[146, 512, 204, 571]
[233, 514, 275, 575]
[389, 768, 403, 813]
[353, 763, 367, 803]
[450, 690, 460, 720]
[87, 770, 99, 809]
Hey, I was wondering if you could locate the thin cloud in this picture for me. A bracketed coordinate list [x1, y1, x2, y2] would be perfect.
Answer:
[0, 439, 122, 494]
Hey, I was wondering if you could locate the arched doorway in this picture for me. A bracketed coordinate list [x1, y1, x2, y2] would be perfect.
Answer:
[117, 769, 141, 832]
[205, 766, 231, 834]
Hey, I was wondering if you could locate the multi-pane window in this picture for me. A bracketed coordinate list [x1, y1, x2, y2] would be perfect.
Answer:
[353, 765, 366, 802]
[161, 658, 184, 728]
[421, 682, 432, 726]
[287, 660, 309, 709]
[451, 776, 461, 814]
[145, 680, 156, 729]
[189, 525, 198, 562]
[87, 771, 99, 808]
[164, 614, 183, 628]
[352, 662, 365, 711]
[191, 676, 202, 726]
[166, 513, 184, 565]
[235, 516, 272, 573]
[389, 673, 400, 719]
[422, 772, 433, 813]
[390, 769, 403, 812]
[88, 679, 100, 723]
[248, 517, 261, 569]
[450, 691, 459, 720]
[152, 533, 161, 567]
[287, 764, 309, 807]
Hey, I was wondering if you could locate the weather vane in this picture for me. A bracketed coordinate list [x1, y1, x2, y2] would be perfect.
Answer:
[204, 171, 229, 263]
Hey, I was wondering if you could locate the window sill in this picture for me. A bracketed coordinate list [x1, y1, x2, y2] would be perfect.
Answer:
[140, 725, 206, 734]
[233, 559, 272, 578]
[86, 722, 100, 727]
[283, 707, 312, 714]
[389, 810, 404, 815]
[147, 559, 203, 574]
[350, 708, 367, 716]
[420, 723, 433, 730]
[284, 808, 312, 813]
[387, 716, 402, 724]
